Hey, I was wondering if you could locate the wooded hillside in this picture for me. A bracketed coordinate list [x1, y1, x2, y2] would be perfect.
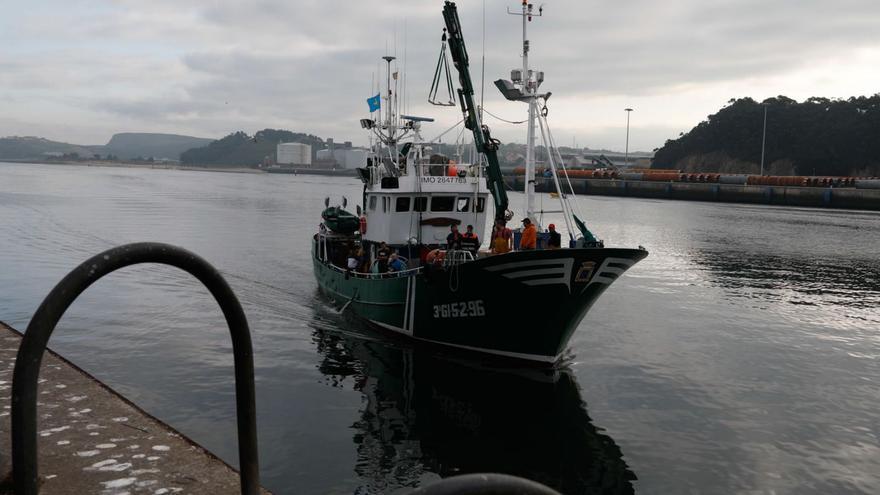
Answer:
[652, 95, 880, 176]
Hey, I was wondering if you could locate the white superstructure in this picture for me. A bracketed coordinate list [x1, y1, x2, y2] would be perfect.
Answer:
[356, 55, 490, 247]
[360, 152, 489, 246]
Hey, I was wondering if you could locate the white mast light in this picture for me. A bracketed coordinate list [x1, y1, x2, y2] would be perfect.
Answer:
[505, 1, 544, 228]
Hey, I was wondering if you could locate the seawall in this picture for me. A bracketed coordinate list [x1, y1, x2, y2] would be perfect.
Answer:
[0, 321, 270, 494]
[504, 176, 880, 211]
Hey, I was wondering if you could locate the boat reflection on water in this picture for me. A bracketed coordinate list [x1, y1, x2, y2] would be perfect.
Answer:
[310, 310, 637, 494]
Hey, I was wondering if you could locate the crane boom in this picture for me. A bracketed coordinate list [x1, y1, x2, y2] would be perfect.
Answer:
[442, 1, 510, 223]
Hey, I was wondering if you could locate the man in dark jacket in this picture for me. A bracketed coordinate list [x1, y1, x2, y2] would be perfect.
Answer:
[376, 242, 391, 272]
[460, 224, 480, 257]
[547, 223, 562, 249]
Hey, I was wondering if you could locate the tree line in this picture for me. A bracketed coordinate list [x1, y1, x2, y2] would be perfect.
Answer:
[180, 129, 325, 166]
[652, 95, 880, 176]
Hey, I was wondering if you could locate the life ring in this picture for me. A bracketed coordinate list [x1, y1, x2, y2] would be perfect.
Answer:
[359, 215, 367, 234]
[426, 249, 446, 265]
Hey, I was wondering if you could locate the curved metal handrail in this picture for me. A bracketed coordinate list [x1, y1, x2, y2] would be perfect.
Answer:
[11, 242, 259, 495]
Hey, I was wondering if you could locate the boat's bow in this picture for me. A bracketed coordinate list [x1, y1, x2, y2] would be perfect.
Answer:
[411, 247, 648, 362]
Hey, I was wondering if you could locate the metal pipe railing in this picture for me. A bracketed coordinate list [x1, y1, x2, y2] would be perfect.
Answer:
[326, 262, 424, 279]
[11, 242, 259, 495]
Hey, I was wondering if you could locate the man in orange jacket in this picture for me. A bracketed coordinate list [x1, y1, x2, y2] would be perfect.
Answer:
[519, 218, 537, 250]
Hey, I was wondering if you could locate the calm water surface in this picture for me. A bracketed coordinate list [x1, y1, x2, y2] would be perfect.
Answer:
[1, 162, 879, 494]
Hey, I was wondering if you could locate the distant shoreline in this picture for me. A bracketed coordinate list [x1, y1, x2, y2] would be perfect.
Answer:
[1, 159, 265, 174]
[0, 159, 365, 178]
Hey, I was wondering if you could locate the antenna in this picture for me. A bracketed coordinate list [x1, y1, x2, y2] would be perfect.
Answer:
[403, 19, 408, 116]
[503, 1, 545, 229]
[480, 0, 486, 119]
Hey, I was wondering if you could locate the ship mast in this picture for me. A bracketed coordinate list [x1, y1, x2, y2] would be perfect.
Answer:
[382, 55, 397, 155]
[507, 0, 542, 227]
[363, 55, 417, 171]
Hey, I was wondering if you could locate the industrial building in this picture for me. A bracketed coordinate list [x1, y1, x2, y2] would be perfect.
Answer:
[276, 142, 311, 166]
[315, 148, 369, 169]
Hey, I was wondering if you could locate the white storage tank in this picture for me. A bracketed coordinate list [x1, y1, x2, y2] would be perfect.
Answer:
[316, 149, 334, 161]
[276, 142, 312, 166]
[323, 148, 369, 168]
[343, 149, 368, 169]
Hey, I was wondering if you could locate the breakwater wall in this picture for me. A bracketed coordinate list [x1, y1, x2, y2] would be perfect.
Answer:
[503, 176, 880, 211]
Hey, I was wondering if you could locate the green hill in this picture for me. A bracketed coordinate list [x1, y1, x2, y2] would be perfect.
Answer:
[0, 136, 96, 160]
[180, 129, 325, 166]
[102, 132, 213, 160]
[652, 95, 880, 176]
[0, 133, 214, 162]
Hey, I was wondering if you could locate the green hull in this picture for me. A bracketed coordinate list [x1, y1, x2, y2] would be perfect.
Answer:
[313, 241, 647, 362]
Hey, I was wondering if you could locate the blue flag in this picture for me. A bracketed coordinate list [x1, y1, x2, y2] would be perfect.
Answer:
[367, 94, 380, 112]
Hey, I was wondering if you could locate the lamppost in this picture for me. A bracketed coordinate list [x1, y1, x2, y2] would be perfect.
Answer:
[760, 104, 767, 175]
[624, 108, 633, 167]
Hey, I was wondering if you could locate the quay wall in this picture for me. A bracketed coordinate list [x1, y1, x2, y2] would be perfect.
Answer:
[0, 321, 270, 494]
[503, 176, 880, 211]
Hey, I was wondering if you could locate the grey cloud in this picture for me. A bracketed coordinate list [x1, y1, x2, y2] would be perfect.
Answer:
[91, 49, 386, 141]
[3, 0, 880, 148]
[504, 0, 880, 97]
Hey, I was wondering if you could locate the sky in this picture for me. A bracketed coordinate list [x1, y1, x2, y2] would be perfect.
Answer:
[2, 0, 879, 152]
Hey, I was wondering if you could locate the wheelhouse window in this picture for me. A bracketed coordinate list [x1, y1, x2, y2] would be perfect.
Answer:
[382, 196, 388, 213]
[431, 196, 455, 212]
[369, 196, 377, 211]
[476, 197, 486, 212]
[395, 196, 411, 212]
[414, 196, 428, 212]
[456, 197, 470, 212]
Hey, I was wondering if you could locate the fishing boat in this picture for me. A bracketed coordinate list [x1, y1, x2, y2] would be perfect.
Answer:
[312, 1, 647, 363]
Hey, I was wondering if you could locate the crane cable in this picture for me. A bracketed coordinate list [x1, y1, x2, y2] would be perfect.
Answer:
[429, 29, 456, 106]
[481, 106, 527, 125]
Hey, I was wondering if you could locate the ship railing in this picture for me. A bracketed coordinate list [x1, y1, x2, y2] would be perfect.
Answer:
[442, 249, 474, 267]
[324, 261, 423, 279]
[415, 162, 486, 179]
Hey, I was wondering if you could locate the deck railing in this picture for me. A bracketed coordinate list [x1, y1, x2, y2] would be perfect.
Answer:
[324, 261, 424, 279]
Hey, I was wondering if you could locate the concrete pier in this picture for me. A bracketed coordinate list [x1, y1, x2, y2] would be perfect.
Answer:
[0, 321, 267, 494]
[504, 176, 880, 211]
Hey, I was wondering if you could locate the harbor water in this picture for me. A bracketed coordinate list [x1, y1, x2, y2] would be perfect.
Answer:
[1, 162, 879, 494]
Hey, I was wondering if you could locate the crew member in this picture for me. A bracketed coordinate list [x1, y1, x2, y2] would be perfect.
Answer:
[547, 223, 562, 249]
[519, 218, 537, 250]
[490, 220, 512, 254]
[376, 242, 391, 273]
[356, 247, 369, 272]
[460, 224, 480, 257]
[446, 224, 462, 250]
[388, 253, 407, 273]
[346, 249, 359, 270]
